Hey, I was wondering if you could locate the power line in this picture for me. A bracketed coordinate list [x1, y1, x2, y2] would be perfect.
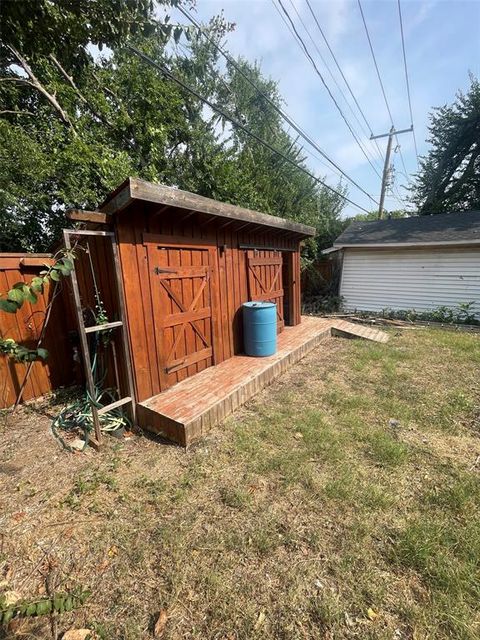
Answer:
[285, 0, 383, 170]
[178, 5, 344, 184]
[357, 0, 409, 177]
[274, 0, 383, 180]
[126, 45, 372, 213]
[304, 0, 385, 165]
[357, 0, 393, 124]
[270, 0, 360, 176]
[397, 0, 420, 168]
[275, 0, 382, 179]
[176, 4, 378, 204]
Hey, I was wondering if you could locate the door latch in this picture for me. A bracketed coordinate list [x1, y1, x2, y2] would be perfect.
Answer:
[154, 266, 177, 275]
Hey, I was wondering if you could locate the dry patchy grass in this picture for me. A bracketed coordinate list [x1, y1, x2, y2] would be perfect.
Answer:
[0, 328, 479, 639]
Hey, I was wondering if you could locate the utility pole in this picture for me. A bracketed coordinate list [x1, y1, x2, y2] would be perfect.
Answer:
[371, 126, 413, 219]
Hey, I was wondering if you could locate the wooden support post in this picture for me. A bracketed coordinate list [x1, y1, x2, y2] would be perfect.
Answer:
[111, 232, 137, 425]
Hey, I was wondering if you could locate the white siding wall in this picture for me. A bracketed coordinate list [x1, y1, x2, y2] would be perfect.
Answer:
[340, 247, 480, 318]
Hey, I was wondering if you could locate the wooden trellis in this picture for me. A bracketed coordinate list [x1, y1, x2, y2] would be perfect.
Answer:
[63, 229, 136, 447]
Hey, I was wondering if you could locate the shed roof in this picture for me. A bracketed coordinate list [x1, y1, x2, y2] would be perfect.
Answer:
[101, 177, 316, 238]
[332, 210, 480, 249]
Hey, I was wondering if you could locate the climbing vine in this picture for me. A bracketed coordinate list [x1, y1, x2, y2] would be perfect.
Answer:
[0, 249, 75, 362]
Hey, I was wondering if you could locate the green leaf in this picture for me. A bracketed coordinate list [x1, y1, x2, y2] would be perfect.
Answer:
[53, 594, 63, 612]
[2, 607, 13, 625]
[49, 268, 61, 282]
[36, 599, 51, 616]
[24, 288, 37, 304]
[36, 348, 49, 360]
[0, 299, 19, 313]
[7, 288, 24, 306]
[62, 258, 74, 270]
[26, 603, 36, 616]
[18, 602, 28, 615]
[56, 263, 71, 276]
[79, 590, 91, 604]
[31, 277, 44, 292]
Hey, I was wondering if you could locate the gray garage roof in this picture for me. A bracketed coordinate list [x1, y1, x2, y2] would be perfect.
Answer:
[331, 210, 480, 249]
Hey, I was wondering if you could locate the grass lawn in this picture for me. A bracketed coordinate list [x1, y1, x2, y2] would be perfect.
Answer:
[1, 327, 479, 639]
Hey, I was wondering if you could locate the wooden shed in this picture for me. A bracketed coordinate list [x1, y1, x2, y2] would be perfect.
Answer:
[68, 177, 330, 445]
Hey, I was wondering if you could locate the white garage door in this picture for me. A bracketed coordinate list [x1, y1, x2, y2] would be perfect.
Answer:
[340, 247, 480, 318]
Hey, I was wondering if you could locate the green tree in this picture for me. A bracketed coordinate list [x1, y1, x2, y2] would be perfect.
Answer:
[411, 75, 480, 214]
[0, 1, 347, 254]
[0, 0, 189, 250]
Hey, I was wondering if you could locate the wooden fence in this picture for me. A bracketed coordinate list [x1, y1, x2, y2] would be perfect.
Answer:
[301, 259, 334, 296]
[0, 254, 78, 408]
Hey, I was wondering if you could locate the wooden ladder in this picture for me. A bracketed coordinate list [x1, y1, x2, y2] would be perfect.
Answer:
[63, 229, 136, 448]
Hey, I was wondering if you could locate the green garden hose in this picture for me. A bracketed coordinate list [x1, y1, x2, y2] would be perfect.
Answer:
[51, 345, 131, 451]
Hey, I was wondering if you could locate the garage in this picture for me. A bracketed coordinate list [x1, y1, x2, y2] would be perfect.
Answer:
[326, 210, 480, 319]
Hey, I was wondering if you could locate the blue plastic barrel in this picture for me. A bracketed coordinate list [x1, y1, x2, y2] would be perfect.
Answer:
[243, 301, 277, 357]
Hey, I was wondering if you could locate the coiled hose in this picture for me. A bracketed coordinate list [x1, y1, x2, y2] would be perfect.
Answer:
[51, 337, 130, 452]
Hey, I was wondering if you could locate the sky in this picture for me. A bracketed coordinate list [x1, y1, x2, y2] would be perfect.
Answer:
[171, 0, 480, 218]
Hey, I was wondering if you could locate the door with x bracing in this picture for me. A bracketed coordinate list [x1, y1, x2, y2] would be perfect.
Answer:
[146, 236, 221, 391]
[247, 249, 285, 332]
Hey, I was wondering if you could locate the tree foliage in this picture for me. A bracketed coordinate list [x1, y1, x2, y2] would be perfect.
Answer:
[350, 209, 408, 222]
[0, 0, 346, 256]
[412, 75, 480, 214]
[1, 0, 164, 64]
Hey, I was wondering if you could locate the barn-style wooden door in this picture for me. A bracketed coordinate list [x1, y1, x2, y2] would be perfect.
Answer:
[144, 235, 221, 391]
[246, 250, 285, 332]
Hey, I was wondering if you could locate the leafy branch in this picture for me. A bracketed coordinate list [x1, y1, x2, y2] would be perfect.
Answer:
[0, 252, 74, 315]
[4, 44, 77, 132]
[0, 587, 90, 626]
[0, 339, 48, 363]
[0, 249, 75, 364]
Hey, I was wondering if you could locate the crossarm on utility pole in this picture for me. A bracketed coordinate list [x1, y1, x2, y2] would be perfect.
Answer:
[370, 125, 413, 219]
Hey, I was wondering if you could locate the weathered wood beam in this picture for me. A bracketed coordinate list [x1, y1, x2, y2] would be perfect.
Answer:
[235, 222, 255, 232]
[115, 177, 316, 237]
[177, 209, 197, 223]
[66, 208, 112, 225]
[238, 243, 296, 252]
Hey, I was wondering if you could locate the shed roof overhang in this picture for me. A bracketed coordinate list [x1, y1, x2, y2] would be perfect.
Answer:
[100, 177, 316, 239]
